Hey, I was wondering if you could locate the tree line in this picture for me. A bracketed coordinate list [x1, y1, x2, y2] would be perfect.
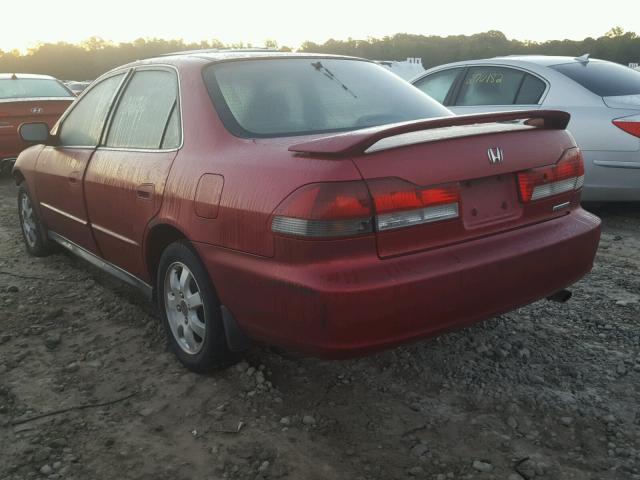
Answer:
[1, 28, 638, 81]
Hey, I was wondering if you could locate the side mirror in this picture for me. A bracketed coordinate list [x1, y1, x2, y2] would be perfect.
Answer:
[19, 122, 52, 144]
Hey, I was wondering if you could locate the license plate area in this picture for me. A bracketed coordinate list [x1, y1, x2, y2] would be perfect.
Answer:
[460, 175, 522, 229]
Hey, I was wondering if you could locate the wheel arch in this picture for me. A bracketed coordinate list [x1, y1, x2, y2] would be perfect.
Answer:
[144, 222, 189, 285]
[12, 167, 25, 185]
[145, 221, 251, 353]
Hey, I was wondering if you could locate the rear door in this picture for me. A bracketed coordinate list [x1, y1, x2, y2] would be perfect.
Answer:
[84, 67, 181, 280]
[448, 65, 547, 114]
[34, 72, 127, 253]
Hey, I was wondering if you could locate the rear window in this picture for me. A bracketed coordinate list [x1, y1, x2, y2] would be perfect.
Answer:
[550, 61, 640, 97]
[203, 58, 451, 138]
[0, 78, 73, 100]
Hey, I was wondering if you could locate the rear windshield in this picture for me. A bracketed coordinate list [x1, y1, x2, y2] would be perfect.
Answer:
[550, 61, 640, 97]
[0, 78, 73, 100]
[203, 58, 452, 137]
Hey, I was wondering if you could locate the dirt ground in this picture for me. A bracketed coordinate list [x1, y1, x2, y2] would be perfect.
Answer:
[0, 176, 638, 480]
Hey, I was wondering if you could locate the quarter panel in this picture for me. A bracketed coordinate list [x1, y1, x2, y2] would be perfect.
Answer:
[551, 105, 640, 152]
[155, 62, 366, 259]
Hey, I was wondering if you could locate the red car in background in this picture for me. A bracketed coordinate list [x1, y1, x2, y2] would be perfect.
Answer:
[12, 52, 601, 371]
[0, 73, 74, 174]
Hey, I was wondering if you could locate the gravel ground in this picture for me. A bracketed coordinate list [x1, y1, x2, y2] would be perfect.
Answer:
[0, 176, 638, 480]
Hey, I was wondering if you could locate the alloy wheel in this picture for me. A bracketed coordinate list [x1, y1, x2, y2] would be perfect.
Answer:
[20, 192, 38, 248]
[164, 261, 206, 354]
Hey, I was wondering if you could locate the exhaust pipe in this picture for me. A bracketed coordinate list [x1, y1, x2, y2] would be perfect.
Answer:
[547, 289, 572, 303]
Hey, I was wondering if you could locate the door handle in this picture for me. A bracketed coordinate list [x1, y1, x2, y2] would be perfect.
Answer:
[136, 184, 154, 200]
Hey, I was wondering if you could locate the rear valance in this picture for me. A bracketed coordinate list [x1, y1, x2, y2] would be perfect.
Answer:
[288, 110, 571, 157]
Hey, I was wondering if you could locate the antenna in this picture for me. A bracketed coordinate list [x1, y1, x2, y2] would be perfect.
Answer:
[575, 53, 590, 64]
[11, 73, 18, 80]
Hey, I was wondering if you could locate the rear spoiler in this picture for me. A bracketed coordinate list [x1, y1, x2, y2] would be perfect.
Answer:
[289, 110, 570, 157]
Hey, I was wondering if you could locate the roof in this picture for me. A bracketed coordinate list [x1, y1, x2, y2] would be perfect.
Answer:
[420, 55, 613, 78]
[0, 73, 57, 80]
[489, 55, 599, 67]
[144, 49, 362, 64]
[158, 48, 281, 57]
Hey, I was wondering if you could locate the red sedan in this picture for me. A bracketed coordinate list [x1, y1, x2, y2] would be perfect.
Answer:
[13, 51, 601, 371]
[0, 73, 74, 174]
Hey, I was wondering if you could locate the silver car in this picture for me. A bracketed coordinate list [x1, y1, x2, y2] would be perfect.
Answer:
[412, 56, 640, 201]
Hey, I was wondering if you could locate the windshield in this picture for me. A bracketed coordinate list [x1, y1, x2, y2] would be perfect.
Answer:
[0, 78, 73, 100]
[550, 60, 640, 97]
[203, 58, 452, 138]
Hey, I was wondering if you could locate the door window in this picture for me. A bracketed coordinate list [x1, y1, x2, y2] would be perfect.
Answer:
[515, 74, 546, 104]
[455, 66, 545, 106]
[58, 73, 125, 146]
[105, 70, 180, 149]
[413, 68, 462, 104]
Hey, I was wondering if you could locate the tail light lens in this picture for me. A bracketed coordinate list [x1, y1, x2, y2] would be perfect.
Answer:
[272, 179, 461, 238]
[517, 148, 585, 203]
[368, 178, 460, 231]
[613, 115, 640, 138]
[271, 181, 374, 238]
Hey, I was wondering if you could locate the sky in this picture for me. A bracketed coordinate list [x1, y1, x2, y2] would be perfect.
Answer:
[2, 0, 639, 52]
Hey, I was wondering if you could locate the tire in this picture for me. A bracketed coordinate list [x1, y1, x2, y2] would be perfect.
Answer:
[17, 182, 55, 257]
[157, 240, 237, 372]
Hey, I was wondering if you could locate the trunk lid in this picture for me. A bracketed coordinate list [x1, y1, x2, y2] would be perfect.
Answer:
[603, 94, 640, 110]
[290, 110, 580, 258]
[356, 128, 576, 257]
[0, 99, 72, 158]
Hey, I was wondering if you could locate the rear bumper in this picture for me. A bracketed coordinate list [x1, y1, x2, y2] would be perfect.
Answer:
[195, 208, 601, 358]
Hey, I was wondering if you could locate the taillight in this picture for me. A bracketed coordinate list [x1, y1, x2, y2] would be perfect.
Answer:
[613, 116, 640, 138]
[271, 181, 374, 238]
[517, 148, 585, 203]
[271, 179, 461, 238]
[368, 178, 460, 231]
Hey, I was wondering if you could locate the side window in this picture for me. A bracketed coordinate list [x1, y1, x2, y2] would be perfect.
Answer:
[105, 69, 179, 149]
[413, 68, 462, 104]
[515, 74, 546, 104]
[456, 67, 526, 106]
[58, 74, 125, 146]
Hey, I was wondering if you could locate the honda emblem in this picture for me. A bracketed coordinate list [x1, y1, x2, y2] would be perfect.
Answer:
[30, 106, 43, 114]
[487, 147, 504, 164]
